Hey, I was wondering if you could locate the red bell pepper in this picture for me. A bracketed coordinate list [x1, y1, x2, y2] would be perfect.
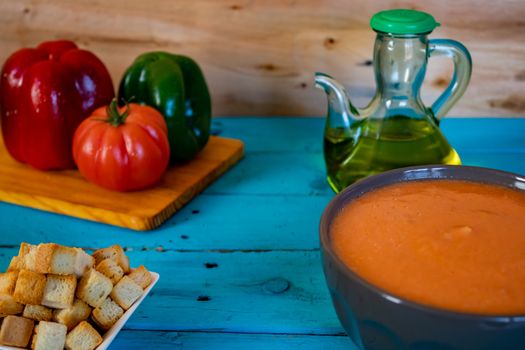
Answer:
[0, 40, 114, 170]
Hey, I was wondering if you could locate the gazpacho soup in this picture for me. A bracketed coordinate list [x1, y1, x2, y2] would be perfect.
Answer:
[331, 180, 525, 315]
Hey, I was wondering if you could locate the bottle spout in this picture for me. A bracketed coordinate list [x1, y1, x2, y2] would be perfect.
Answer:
[315, 72, 362, 121]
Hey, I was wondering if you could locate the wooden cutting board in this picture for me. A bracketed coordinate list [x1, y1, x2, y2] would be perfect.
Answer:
[0, 135, 243, 231]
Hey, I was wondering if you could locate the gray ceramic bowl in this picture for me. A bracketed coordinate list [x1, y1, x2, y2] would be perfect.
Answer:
[320, 165, 525, 350]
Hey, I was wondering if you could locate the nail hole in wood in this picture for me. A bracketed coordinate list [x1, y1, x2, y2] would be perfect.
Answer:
[230, 4, 242, 10]
[197, 295, 211, 301]
[257, 63, 277, 71]
[192, 209, 200, 214]
[358, 59, 373, 66]
[205, 262, 218, 269]
[433, 77, 449, 88]
[181, 235, 189, 240]
[515, 71, 525, 81]
[324, 37, 336, 49]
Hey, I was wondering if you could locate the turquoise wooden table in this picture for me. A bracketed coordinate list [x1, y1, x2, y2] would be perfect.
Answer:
[1, 117, 525, 349]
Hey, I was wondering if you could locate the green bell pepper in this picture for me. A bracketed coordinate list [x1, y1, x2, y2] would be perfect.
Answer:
[118, 52, 211, 162]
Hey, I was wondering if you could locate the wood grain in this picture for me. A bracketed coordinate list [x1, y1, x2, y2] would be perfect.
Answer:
[0, 0, 523, 117]
[0, 248, 344, 335]
[0, 194, 332, 250]
[0, 118, 524, 250]
[0, 136, 244, 230]
[113, 330, 356, 350]
[1, 118, 525, 349]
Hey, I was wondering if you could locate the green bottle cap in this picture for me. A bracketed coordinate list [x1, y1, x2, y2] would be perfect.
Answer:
[370, 9, 440, 35]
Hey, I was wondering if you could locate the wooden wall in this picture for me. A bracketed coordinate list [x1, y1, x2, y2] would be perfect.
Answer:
[0, 0, 524, 117]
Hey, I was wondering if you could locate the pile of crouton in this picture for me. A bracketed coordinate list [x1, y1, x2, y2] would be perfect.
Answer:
[0, 243, 152, 350]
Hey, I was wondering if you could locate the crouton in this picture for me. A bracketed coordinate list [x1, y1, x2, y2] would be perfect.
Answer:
[96, 258, 124, 285]
[74, 248, 94, 278]
[7, 256, 23, 272]
[76, 269, 112, 308]
[65, 321, 102, 350]
[128, 265, 153, 289]
[23, 243, 52, 274]
[53, 299, 91, 331]
[0, 293, 24, 316]
[31, 321, 67, 350]
[48, 245, 77, 275]
[0, 315, 34, 347]
[42, 274, 77, 309]
[18, 242, 35, 259]
[0, 271, 18, 295]
[23, 304, 53, 321]
[23, 244, 77, 275]
[12, 242, 34, 271]
[92, 245, 130, 273]
[92, 297, 123, 330]
[110, 276, 143, 310]
[13, 269, 46, 305]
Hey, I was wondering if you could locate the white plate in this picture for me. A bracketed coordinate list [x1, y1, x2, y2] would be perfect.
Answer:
[1, 271, 160, 350]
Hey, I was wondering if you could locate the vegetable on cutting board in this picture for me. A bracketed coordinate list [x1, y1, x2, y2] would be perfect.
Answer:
[72, 99, 170, 191]
[0, 40, 114, 170]
[118, 52, 211, 163]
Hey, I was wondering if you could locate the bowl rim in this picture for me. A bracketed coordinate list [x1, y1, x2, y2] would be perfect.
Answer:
[320, 164, 525, 321]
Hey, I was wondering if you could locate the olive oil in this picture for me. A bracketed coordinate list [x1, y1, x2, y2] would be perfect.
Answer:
[324, 116, 461, 192]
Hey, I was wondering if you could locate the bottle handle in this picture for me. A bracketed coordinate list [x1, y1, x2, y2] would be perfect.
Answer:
[428, 39, 472, 120]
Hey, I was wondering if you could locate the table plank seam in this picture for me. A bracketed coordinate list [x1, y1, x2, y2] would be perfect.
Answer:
[202, 192, 333, 198]
[240, 148, 525, 155]
[0, 244, 321, 253]
[121, 329, 347, 337]
[125, 248, 320, 253]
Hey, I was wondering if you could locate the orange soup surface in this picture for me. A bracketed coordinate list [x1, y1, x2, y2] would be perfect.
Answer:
[331, 180, 525, 315]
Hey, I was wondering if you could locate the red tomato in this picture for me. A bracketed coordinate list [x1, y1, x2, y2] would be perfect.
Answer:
[72, 100, 170, 191]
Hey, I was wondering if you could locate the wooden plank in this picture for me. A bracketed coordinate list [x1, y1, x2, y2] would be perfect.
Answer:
[205, 152, 525, 196]
[212, 118, 325, 153]
[460, 153, 525, 175]
[0, 136, 244, 230]
[1, 118, 525, 251]
[4, 147, 525, 254]
[1, 118, 524, 348]
[441, 118, 525, 153]
[113, 330, 356, 350]
[204, 152, 330, 196]
[214, 118, 525, 153]
[0, 248, 344, 335]
[2, 150, 521, 252]
[0, 194, 331, 250]
[0, 1, 523, 117]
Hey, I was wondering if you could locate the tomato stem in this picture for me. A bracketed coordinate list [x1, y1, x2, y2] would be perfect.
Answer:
[106, 98, 130, 127]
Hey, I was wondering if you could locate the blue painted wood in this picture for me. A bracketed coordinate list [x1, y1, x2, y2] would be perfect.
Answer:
[204, 151, 525, 196]
[213, 118, 525, 153]
[0, 194, 331, 250]
[112, 330, 356, 349]
[1, 117, 524, 349]
[460, 153, 525, 175]
[3, 248, 345, 335]
[119, 250, 341, 335]
[204, 152, 330, 195]
[441, 118, 525, 153]
[212, 118, 325, 152]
